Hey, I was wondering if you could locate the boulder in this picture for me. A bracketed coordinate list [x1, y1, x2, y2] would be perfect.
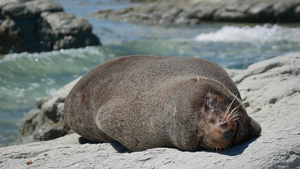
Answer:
[0, 0, 100, 55]
[5, 52, 299, 168]
[15, 77, 81, 145]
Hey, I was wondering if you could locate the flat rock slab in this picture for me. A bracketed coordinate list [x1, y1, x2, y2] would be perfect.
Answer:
[89, 0, 300, 25]
[1, 52, 300, 168]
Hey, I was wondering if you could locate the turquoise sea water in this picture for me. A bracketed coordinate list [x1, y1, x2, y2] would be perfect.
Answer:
[1, 0, 300, 146]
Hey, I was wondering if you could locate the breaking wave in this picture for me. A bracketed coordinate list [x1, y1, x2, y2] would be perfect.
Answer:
[195, 24, 300, 43]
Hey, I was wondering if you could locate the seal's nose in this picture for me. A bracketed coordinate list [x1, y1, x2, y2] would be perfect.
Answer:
[222, 128, 233, 142]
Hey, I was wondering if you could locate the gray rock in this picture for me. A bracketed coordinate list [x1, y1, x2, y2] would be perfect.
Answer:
[0, 0, 100, 55]
[0, 0, 22, 11]
[192, 3, 224, 21]
[272, 1, 300, 22]
[1, 52, 300, 168]
[25, 0, 63, 13]
[160, 8, 183, 24]
[41, 12, 92, 34]
[2, 3, 35, 19]
[213, 2, 254, 22]
[89, 0, 300, 25]
[247, 1, 274, 22]
[15, 77, 81, 145]
[15, 99, 70, 144]
[296, 5, 300, 16]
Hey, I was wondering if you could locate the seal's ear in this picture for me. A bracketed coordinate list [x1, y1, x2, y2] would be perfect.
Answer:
[249, 117, 262, 138]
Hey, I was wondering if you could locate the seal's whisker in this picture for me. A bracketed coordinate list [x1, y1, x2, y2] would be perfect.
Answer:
[231, 116, 240, 122]
[225, 94, 239, 118]
[232, 116, 240, 122]
[230, 106, 239, 116]
[232, 111, 240, 117]
[228, 116, 234, 121]
[228, 111, 240, 121]
[226, 106, 239, 121]
[233, 114, 241, 118]
[226, 97, 236, 115]
[225, 108, 232, 120]
[233, 112, 241, 119]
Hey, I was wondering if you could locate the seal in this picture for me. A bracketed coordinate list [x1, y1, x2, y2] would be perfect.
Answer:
[64, 55, 261, 151]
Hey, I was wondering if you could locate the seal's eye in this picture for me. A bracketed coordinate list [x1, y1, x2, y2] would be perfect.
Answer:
[205, 96, 212, 110]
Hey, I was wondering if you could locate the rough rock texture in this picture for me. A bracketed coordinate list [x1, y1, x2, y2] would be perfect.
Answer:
[2, 52, 300, 168]
[0, 0, 100, 55]
[15, 77, 81, 145]
[89, 0, 300, 25]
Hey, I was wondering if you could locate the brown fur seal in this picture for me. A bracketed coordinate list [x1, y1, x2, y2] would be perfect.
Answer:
[64, 55, 261, 151]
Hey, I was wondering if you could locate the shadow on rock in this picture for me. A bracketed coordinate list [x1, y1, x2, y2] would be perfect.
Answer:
[218, 137, 260, 156]
[78, 137, 132, 153]
[110, 142, 132, 153]
[78, 137, 100, 145]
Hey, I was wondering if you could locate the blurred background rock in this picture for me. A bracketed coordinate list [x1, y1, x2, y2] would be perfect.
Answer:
[0, 0, 100, 55]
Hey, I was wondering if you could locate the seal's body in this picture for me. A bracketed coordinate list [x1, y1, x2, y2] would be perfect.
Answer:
[64, 55, 261, 151]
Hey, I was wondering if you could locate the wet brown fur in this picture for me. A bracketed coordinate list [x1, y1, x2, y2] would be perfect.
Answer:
[64, 55, 261, 151]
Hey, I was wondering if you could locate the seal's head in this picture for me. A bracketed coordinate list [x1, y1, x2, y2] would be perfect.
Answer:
[198, 90, 261, 150]
[162, 77, 261, 151]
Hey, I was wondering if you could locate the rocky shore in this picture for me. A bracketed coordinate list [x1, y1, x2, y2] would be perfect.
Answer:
[90, 0, 300, 25]
[0, 0, 100, 55]
[1, 52, 299, 168]
[14, 77, 81, 145]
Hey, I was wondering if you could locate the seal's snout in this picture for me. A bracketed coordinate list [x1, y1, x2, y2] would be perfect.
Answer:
[222, 128, 233, 142]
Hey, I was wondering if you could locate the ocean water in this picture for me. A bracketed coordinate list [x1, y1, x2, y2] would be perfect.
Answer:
[1, 0, 300, 147]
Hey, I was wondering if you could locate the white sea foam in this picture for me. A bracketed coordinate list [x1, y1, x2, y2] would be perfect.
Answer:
[195, 25, 300, 43]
